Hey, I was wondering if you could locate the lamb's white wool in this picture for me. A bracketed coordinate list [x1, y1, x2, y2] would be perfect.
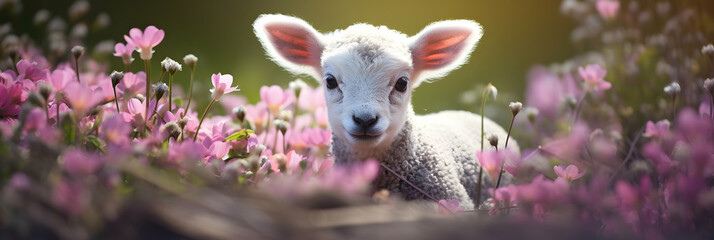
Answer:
[253, 14, 517, 209]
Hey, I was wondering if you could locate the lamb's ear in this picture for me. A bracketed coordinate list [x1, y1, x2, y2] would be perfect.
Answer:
[409, 20, 483, 87]
[254, 14, 324, 80]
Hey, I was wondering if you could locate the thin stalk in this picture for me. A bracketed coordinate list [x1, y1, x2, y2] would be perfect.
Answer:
[495, 114, 516, 189]
[74, 58, 81, 83]
[380, 163, 455, 214]
[671, 95, 677, 124]
[168, 74, 174, 111]
[44, 101, 50, 123]
[185, 69, 195, 115]
[144, 59, 152, 125]
[112, 85, 120, 112]
[573, 93, 586, 126]
[152, 99, 159, 124]
[55, 95, 61, 127]
[273, 129, 280, 152]
[194, 99, 216, 141]
[476, 86, 489, 205]
[608, 125, 646, 184]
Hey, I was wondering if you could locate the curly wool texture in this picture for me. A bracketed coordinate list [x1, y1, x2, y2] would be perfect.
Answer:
[333, 110, 518, 210]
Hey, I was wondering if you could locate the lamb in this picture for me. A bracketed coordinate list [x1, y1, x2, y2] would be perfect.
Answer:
[253, 14, 517, 209]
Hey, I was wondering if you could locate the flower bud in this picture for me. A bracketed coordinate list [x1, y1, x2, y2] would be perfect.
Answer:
[274, 119, 288, 136]
[486, 83, 498, 100]
[154, 82, 168, 100]
[279, 110, 293, 122]
[28, 92, 45, 107]
[250, 144, 266, 156]
[702, 44, 714, 59]
[508, 101, 523, 116]
[178, 117, 190, 129]
[289, 79, 307, 97]
[487, 134, 499, 148]
[160, 121, 181, 140]
[704, 78, 714, 96]
[663, 82, 680, 96]
[233, 106, 246, 123]
[525, 107, 539, 124]
[135, 94, 145, 103]
[162, 57, 182, 75]
[110, 71, 124, 88]
[34, 9, 50, 26]
[183, 54, 198, 71]
[38, 82, 53, 102]
[564, 96, 577, 110]
[71, 45, 85, 59]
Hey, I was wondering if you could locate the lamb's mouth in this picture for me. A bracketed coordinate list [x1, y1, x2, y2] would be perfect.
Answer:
[348, 131, 382, 141]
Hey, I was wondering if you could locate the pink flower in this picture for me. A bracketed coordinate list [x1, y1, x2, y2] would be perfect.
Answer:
[49, 68, 76, 93]
[16, 60, 50, 82]
[553, 164, 586, 181]
[63, 82, 103, 118]
[297, 86, 326, 111]
[167, 139, 205, 164]
[525, 66, 580, 118]
[436, 199, 464, 215]
[0, 83, 22, 119]
[302, 128, 331, 147]
[260, 85, 295, 114]
[123, 25, 164, 60]
[219, 95, 248, 113]
[578, 64, 611, 93]
[114, 43, 136, 60]
[314, 107, 329, 127]
[62, 148, 102, 176]
[8, 173, 31, 191]
[101, 114, 131, 144]
[476, 150, 504, 182]
[643, 120, 670, 138]
[245, 102, 269, 126]
[52, 179, 86, 216]
[121, 98, 157, 129]
[596, 0, 620, 20]
[117, 72, 146, 96]
[210, 73, 239, 100]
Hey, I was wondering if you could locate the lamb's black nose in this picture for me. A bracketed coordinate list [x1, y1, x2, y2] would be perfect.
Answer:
[353, 114, 378, 129]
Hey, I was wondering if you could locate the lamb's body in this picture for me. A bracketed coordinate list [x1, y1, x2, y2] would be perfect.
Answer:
[333, 110, 515, 209]
[254, 14, 516, 210]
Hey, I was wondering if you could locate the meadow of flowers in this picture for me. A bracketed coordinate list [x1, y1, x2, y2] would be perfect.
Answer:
[1, 0, 714, 239]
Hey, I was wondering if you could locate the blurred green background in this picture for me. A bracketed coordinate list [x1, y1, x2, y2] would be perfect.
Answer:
[17, 0, 581, 113]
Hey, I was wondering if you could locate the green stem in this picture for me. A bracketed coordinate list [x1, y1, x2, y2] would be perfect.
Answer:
[476, 86, 489, 205]
[671, 95, 677, 125]
[495, 115, 516, 189]
[144, 59, 152, 124]
[113, 85, 120, 113]
[55, 95, 61, 127]
[573, 93, 586, 126]
[185, 69, 195, 115]
[194, 99, 216, 141]
[74, 57, 81, 83]
[44, 101, 50, 123]
[168, 74, 174, 111]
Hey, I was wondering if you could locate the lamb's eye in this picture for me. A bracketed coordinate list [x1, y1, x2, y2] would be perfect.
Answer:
[325, 74, 338, 89]
[395, 77, 409, 92]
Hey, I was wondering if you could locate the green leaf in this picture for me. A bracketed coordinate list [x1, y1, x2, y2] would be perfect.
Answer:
[173, 98, 184, 108]
[224, 129, 255, 142]
[86, 135, 106, 153]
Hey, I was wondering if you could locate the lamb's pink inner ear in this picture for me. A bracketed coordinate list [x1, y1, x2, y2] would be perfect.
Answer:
[412, 29, 472, 70]
[265, 23, 321, 66]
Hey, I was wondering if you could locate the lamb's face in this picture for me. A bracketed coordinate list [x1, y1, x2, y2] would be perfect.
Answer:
[320, 37, 414, 149]
[254, 14, 483, 153]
